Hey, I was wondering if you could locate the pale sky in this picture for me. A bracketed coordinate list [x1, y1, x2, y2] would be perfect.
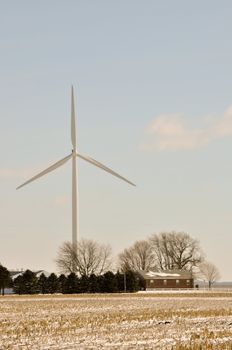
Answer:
[1, 1, 232, 280]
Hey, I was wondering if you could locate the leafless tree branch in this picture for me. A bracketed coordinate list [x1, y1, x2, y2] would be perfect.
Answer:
[56, 239, 112, 276]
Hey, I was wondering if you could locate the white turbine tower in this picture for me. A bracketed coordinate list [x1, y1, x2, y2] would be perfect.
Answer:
[17, 86, 135, 248]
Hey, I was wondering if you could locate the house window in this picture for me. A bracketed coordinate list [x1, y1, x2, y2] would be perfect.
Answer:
[186, 280, 190, 285]
[150, 279, 154, 284]
[176, 279, 180, 284]
[163, 279, 167, 286]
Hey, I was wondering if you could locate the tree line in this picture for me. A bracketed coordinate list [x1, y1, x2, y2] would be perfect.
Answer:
[0, 231, 220, 294]
[56, 232, 203, 276]
[0, 268, 141, 295]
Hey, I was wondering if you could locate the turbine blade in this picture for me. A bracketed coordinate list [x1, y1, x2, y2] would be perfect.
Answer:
[71, 85, 76, 150]
[16, 153, 72, 190]
[76, 152, 136, 187]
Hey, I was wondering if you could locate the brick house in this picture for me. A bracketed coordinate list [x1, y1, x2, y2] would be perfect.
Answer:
[138, 270, 194, 290]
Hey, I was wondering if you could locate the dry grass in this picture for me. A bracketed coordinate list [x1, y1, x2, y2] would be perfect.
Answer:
[0, 292, 232, 349]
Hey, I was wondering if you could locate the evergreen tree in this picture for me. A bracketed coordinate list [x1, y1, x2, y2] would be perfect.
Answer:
[79, 274, 89, 293]
[38, 273, 48, 294]
[101, 271, 117, 293]
[0, 264, 10, 296]
[13, 270, 38, 294]
[46, 273, 59, 294]
[23, 270, 38, 294]
[88, 274, 99, 293]
[13, 275, 24, 295]
[125, 271, 139, 292]
[97, 275, 104, 293]
[58, 274, 67, 294]
[115, 271, 124, 292]
[65, 273, 79, 294]
[136, 272, 146, 291]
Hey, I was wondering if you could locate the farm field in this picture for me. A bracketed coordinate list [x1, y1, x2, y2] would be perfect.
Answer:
[0, 292, 232, 349]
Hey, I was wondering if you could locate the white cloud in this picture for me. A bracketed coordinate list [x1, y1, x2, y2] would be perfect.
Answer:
[140, 106, 232, 151]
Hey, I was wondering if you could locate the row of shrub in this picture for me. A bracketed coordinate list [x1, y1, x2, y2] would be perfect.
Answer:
[12, 270, 142, 294]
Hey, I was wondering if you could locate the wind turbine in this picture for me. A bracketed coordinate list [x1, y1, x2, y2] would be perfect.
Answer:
[17, 86, 135, 248]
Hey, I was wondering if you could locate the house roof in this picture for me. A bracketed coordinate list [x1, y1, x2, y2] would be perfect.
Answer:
[10, 270, 51, 280]
[138, 270, 193, 280]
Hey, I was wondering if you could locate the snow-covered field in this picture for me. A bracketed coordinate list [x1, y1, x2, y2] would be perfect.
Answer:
[0, 292, 232, 349]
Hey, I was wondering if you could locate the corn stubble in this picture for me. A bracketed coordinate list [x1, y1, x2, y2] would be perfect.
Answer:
[0, 293, 232, 349]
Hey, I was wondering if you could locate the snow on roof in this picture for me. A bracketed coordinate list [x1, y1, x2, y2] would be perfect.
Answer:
[146, 271, 181, 277]
[10, 270, 51, 280]
[36, 270, 51, 278]
[138, 270, 193, 279]
[10, 272, 23, 280]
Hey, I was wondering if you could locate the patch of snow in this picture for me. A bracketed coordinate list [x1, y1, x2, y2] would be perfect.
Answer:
[146, 271, 180, 277]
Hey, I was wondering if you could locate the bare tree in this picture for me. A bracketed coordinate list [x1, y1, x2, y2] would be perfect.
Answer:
[199, 261, 220, 289]
[119, 240, 156, 272]
[149, 231, 203, 271]
[56, 239, 112, 276]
